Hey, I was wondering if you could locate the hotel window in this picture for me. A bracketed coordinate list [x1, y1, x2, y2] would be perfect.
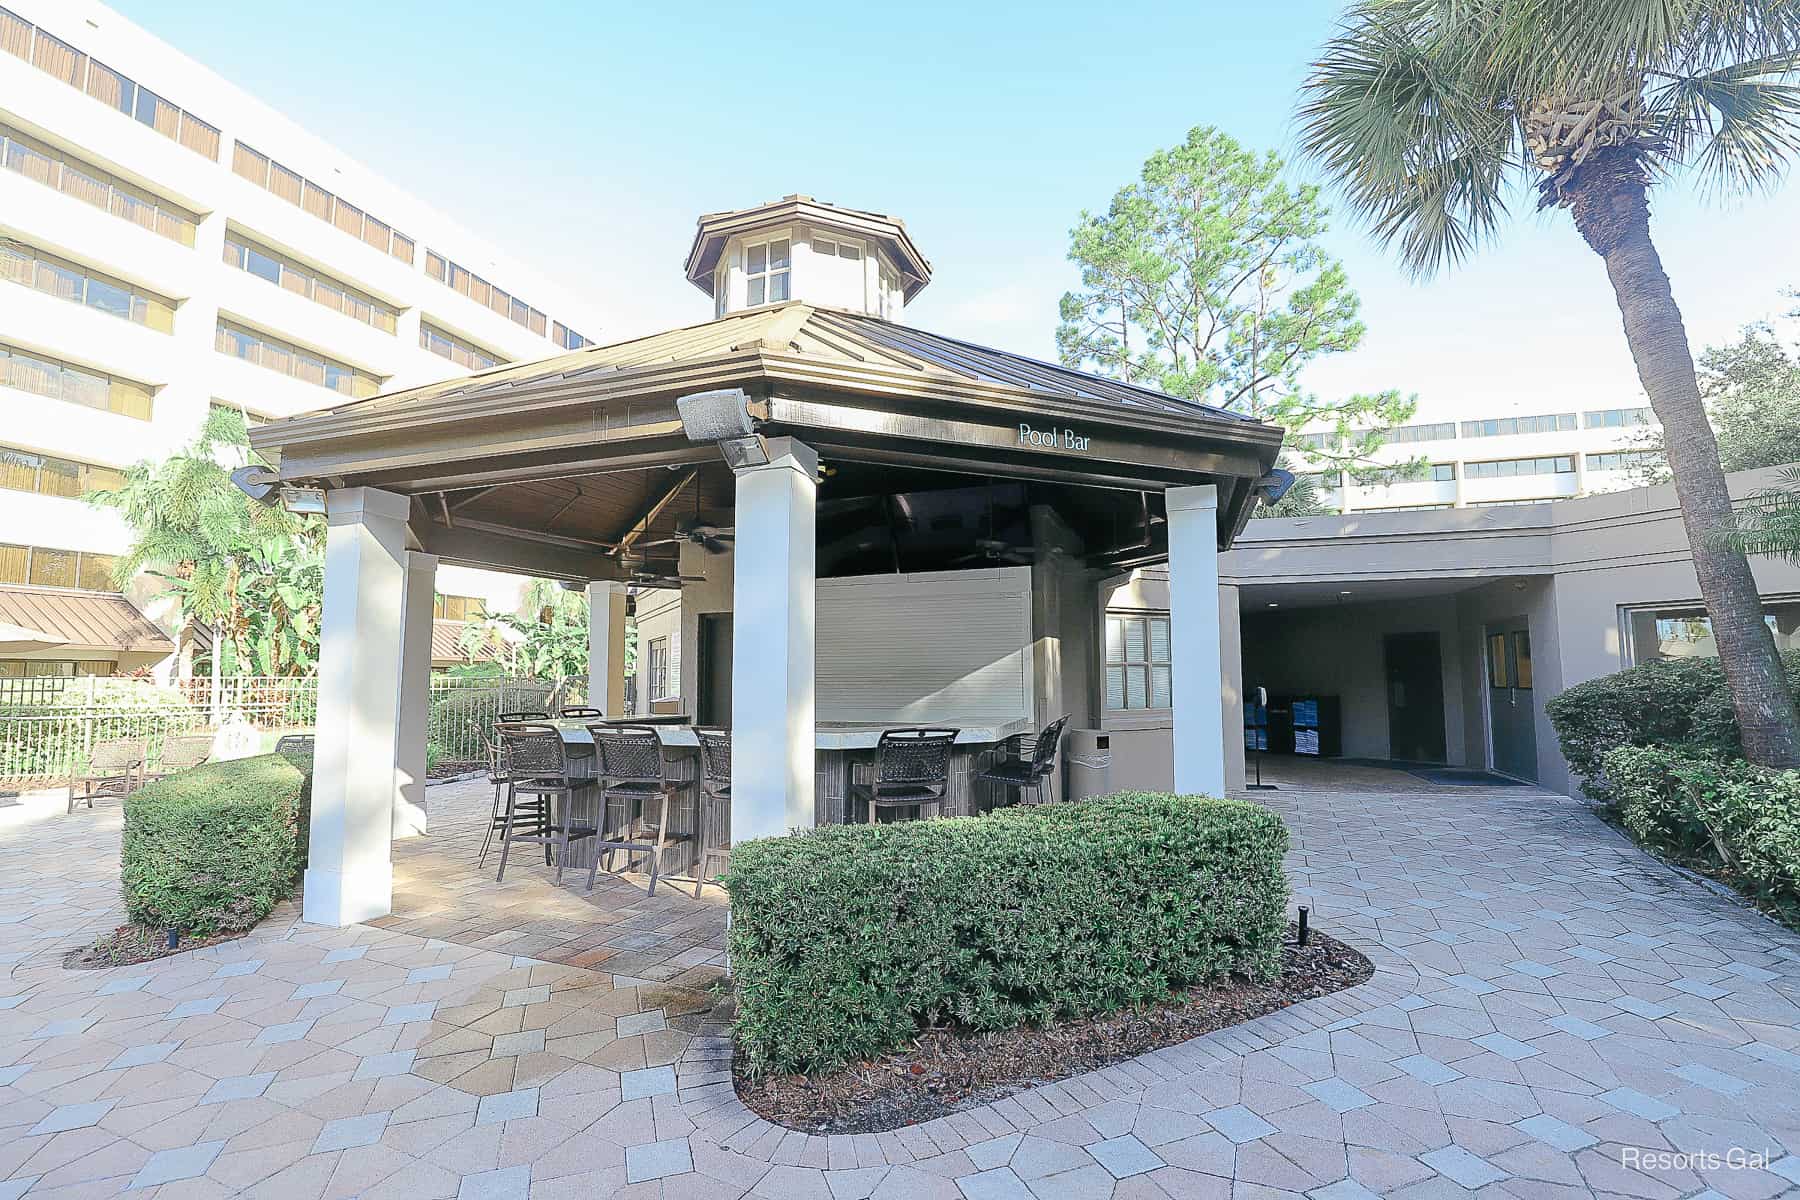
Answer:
[1588, 450, 1659, 472]
[420, 323, 508, 371]
[0, 9, 217, 158]
[1105, 612, 1171, 710]
[0, 542, 120, 590]
[1626, 598, 1800, 665]
[222, 233, 399, 333]
[1428, 463, 1456, 482]
[0, 446, 125, 499]
[1, 239, 175, 331]
[0, 339, 154, 418]
[1461, 413, 1577, 437]
[1583, 406, 1655, 429]
[745, 237, 790, 306]
[552, 322, 589, 352]
[230, 142, 415, 264]
[1381, 421, 1458, 444]
[1463, 455, 1575, 480]
[424, 249, 564, 341]
[1293, 431, 1338, 451]
[646, 636, 672, 700]
[434, 594, 483, 620]
[215, 319, 383, 399]
[0, 123, 199, 245]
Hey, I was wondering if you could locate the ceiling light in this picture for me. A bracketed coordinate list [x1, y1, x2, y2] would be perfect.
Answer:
[1267, 602, 1279, 608]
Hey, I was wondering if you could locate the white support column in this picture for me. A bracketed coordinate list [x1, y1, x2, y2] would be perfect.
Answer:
[730, 438, 817, 841]
[393, 551, 436, 840]
[305, 487, 410, 927]
[586, 580, 628, 715]
[1167, 485, 1226, 796]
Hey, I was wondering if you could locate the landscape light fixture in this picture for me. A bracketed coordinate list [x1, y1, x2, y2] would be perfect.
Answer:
[677, 387, 769, 469]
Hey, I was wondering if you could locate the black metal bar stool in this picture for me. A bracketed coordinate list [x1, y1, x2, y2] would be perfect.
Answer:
[586, 725, 676, 896]
[478, 729, 548, 868]
[977, 714, 1071, 807]
[692, 729, 732, 897]
[854, 728, 960, 823]
[495, 723, 597, 887]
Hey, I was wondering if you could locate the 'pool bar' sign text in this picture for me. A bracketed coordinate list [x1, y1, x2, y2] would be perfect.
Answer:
[1018, 422, 1092, 453]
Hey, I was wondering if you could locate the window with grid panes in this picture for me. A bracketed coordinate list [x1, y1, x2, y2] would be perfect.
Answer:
[1105, 612, 1172, 710]
[745, 237, 790, 306]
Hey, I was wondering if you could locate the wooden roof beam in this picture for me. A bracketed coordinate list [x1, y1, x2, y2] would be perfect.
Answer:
[611, 467, 698, 555]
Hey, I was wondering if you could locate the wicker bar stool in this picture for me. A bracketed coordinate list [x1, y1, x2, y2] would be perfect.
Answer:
[495, 723, 597, 886]
[854, 728, 960, 823]
[586, 725, 674, 896]
[692, 729, 732, 897]
[560, 706, 603, 719]
[498, 710, 549, 723]
[977, 715, 1071, 807]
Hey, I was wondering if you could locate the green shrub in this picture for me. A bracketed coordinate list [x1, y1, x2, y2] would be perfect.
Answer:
[1546, 650, 1800, 795]
[121, 753, 312, 936]
[1602, 745, 1800, 917]
[721, 792, 1290, 1075]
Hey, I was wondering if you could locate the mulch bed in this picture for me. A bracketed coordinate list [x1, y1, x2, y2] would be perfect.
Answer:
[736, 924, 1374, 1135]
[64, 923, 244, 970]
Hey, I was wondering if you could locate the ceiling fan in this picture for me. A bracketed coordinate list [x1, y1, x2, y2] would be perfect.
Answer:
[634, 514, 735, 555]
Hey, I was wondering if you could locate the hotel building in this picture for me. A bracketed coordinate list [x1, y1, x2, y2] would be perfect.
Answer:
[0, 0, 602, 676]
[1294, 406, 1662, 512]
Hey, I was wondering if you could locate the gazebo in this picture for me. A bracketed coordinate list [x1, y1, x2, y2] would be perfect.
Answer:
[247, 196, 1285, 926]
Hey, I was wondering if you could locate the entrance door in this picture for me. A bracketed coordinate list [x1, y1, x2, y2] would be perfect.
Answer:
[696, 614, 733, 727]
[1485, 620, 1538, 780]
[1383, 632, 1447, 763]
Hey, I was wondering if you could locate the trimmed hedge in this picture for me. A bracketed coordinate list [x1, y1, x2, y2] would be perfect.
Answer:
[1601, 745, 1800, 919]
[121, 753, 311, 936]
[721, 792, 1290, 1075]
[1545, 650, 1800, 795]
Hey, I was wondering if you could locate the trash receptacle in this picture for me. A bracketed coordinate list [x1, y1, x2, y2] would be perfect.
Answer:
[1064, 729, 1112, 801]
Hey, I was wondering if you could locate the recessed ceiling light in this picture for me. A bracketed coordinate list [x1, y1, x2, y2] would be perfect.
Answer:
[1339, 589, 1352, 595]
[1267, 602, 1279, 608]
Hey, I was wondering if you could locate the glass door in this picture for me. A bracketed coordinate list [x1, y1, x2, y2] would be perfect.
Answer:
[1485, 621, 1537, 780]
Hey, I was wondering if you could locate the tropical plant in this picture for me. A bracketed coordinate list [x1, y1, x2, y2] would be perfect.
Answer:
[1056, 126, 1417, 473]
[88, 405, 322, 678]
[1299, 0, 1800, 766]
[461, 578, 594, 680]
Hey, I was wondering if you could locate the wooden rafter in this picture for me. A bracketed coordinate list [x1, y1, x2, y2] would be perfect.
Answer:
[611, 468, 698, 555]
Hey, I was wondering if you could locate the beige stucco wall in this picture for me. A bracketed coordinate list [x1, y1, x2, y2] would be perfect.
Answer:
[1211, 464, 1800, 797]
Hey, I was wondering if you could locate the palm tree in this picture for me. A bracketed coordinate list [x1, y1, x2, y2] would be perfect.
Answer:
[88, 406, 312, 695]
[1298, 0, 1800, 766]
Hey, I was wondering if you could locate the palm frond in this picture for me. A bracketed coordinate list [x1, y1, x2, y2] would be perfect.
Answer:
[1717, 464, 1800, 562]
[1646, 51, 1800, 190]
[1298, 3, 1523, 275]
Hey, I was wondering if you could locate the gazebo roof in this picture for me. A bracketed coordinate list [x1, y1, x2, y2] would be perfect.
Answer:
[251, 303, 1285, 583]
[274, 302, 1246, 430]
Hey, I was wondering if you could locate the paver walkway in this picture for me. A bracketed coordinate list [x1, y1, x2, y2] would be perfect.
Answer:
[3, 764, 1799, 1198]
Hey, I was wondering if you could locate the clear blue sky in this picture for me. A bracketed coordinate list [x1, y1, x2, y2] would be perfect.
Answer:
[115, 0, 1800, 420]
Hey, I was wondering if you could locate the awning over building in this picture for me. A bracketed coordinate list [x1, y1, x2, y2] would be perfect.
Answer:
[0, 584, 175, 668]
